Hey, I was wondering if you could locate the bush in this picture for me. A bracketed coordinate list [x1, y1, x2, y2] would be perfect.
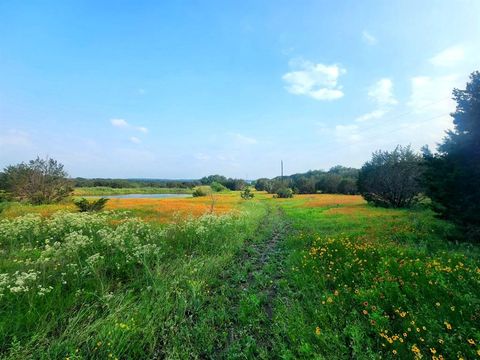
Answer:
[210, 181, 228, 192]
[192, 187, 210, 197]
[275, 188, 293, 198]
[240, 187, 254, 200]
[358, 145, 423, 208]
[74, 197, 109, 212]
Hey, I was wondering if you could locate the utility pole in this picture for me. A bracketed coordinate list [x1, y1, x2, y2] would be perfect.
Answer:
[281, 160, 284, 184]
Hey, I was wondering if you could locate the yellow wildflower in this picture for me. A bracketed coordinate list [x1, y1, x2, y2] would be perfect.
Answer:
[315, 327, 321, 336]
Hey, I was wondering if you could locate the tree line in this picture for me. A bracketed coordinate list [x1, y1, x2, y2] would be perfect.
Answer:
[255, 166, 359, 195]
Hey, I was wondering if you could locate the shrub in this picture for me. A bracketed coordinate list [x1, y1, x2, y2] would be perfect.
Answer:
[275, 188, 293, 198]
[74, 197, 109, 212]
[210, 181, 228, 192]
[240, 187, 254, 200]
[358, 145, 423, 208]
[192, 186, 210, 197]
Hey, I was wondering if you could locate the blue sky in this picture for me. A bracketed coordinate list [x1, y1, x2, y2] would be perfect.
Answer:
[1, 1, 479, 178]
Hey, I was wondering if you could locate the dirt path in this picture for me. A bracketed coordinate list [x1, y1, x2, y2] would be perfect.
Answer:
[216, 205, 291, 358]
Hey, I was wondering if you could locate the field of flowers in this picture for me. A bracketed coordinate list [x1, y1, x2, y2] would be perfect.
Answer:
[0, 193, 479, 359]
[0, 192, 243, 222]
[272, 197, 480, 359]
[0, 204, 266, 358]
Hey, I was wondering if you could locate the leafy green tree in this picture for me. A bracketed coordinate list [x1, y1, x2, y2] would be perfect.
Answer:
[240, 187, 254, 200]
[338, 178, 358, 195]
[210, 181, 228, 192]
[423, 71, 480, 240]
[254, 178, 272, 192]
[275, 187, 294, 198]
[200, 175, 228, 185]
[1, 157, 73, 204]
[358, 145, 423, 208]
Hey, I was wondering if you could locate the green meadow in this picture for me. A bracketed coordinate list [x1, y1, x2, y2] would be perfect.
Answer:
[1, 193, 478, 359]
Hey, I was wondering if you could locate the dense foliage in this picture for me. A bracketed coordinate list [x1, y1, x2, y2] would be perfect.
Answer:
[275, 187, 294, 198]
[74, 197, 109, 212]
[423, 71, 480, 241]
[200, 175, 247, 191]
[240, 187, 254, 200]
[358, 146, 423, 208]
[255, 166, 359, 195]
[74, 177, 196, 189]
[0, 157, 73, 204]
[192, 186, 209, 197]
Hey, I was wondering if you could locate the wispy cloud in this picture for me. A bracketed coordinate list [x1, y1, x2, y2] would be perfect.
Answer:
[355, 109, 387, 122]
[231, 132, 258, 145]
[355, 78, 397, 122]
[429, 45, 465, 67]
[407, 75, 458, 114]
[362, 30, 377, 45]
[110, 119, 148, 133]
[129, 136, 141, 144]
[0, 129, 31, 147]
[282, 59, 346, 101]
[368, 78, 397, 106]
[110, 118, 129, 128]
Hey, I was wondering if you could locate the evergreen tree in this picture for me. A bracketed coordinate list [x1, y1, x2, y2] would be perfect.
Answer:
[423, 71, 480, 240]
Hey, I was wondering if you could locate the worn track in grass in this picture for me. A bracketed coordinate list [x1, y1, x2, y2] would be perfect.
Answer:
[213, 205, 291, 358]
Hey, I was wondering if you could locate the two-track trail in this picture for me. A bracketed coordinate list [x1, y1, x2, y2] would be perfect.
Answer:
[200, 204, 291, 359]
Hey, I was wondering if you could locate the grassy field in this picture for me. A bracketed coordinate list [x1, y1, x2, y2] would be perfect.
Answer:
[0, 193, 479, 359]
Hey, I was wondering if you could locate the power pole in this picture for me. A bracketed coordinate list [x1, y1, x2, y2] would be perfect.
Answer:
[281, 160, 284, 184]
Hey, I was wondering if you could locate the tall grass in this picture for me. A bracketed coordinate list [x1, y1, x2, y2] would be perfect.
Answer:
[0, 205, 265, 359]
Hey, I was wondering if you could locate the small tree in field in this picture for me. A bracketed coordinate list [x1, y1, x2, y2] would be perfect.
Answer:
[240, 187, 254, 200]
[1, 157, 73, 204]
[358, 145, 423, 208]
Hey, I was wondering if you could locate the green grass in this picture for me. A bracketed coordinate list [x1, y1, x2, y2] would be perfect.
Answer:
[73, 186, 192, 196]
[0, 195, 479, 359]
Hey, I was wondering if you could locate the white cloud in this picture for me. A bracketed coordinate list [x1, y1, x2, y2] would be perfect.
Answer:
[429, 45, 465, 67]
[130, 136, 141, 144]
[110, 119, 148, 134]
[355, 78, 397, 122]
[362, 30, 377, 45]
[335, 124, 362, 144]
[407, 75, 459, 114]
[231, 133, 258, 145]
[111, 118, 129, 128]
[368, 78, 397, 106]
[282, 59, 346, 101]
[355, 109, 387, 122]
